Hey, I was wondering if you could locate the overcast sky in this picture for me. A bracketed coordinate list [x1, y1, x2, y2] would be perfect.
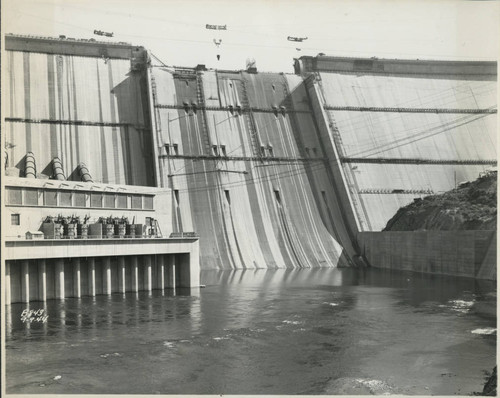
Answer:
[3, 0, 499, 72]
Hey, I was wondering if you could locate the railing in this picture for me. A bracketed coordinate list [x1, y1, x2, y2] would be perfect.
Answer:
[6, 234, 164, 241]
[169, 232, 199, 238]
[6, 233, 201, 241]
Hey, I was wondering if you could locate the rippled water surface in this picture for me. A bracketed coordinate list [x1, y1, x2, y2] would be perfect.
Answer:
[5, 268, 497, 395]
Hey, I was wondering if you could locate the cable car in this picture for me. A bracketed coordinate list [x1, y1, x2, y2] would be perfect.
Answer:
[94, 30, 113, 38]
[287, 36, 307, 42]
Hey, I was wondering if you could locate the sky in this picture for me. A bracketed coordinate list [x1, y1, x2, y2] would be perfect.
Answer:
[2, 0, 499, 72]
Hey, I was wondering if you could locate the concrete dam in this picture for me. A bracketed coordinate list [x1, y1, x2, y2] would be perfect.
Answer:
[4, 35, 497, 297]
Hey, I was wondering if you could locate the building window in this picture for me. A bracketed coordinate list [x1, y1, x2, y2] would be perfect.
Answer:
[60, 191, 72, 207]
[6, 187, 22, 205]
[44, 190, 58, 206]
[143, 196, 154, 210]
[164, 144, 170, 155]
[268, 146, 274, 157]
[91, 193, 103, 208]
[221, 145, 227, 157]
[131, 194, 142, 209]
[212, 145, 219, 156]
[312, 148, 318, 157]
[116, 194, 127, 209]
[24, 188, 38, 206]
[74, 192, 86, 207]
[103, 193, 115, 208]
[11, 213, 20, 225]
[224, 190, 231, 205]
[173, 144, 179, 155]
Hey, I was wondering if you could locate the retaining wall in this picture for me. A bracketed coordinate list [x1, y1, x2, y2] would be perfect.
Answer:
[358, 230, 497, 280]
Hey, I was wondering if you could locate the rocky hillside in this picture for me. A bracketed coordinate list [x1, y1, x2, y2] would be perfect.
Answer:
[384, 172, 497, 231]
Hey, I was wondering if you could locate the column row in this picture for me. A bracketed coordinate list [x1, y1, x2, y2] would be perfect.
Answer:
[5, 254, 177, 304]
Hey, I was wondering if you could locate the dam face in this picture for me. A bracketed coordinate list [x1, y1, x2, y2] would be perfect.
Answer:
[298, 56, 497, 231]
[4, 35, 497, 272]
[4, 36, 155, 186]
[149, 67, 355, 268]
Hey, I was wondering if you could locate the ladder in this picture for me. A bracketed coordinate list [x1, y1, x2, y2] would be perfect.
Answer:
[240, 76, 261, 157]
[195, 73, 213, 156]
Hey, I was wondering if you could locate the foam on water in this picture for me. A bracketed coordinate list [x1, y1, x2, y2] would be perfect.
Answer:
[471, 328, 496, 335]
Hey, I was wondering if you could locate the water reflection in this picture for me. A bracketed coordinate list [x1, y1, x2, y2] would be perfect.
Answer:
[5, 267, 496, 395]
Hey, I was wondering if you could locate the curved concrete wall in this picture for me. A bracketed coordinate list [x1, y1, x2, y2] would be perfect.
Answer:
[151, 68, 355, 269]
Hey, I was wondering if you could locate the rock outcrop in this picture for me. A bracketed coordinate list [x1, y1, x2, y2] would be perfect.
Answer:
[384, 172, 497, 231]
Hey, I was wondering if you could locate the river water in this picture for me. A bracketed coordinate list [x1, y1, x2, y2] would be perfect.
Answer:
[5, 268, 497, 395]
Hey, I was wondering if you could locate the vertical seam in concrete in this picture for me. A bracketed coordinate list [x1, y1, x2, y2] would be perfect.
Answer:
[23, 53, 32, 152]
[47, 55, 57, 159]
[96, 59, 109, 183]
[107, 60, 121, 185]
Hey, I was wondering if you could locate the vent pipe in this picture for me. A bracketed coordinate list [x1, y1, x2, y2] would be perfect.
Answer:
[25, 151, 36, 178]
[52, 157, 66, 180]
[78, 162, 93, 182]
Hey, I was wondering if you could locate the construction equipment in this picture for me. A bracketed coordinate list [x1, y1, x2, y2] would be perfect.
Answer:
[94, 30, 113, 37]
[287, 36, 308, 42]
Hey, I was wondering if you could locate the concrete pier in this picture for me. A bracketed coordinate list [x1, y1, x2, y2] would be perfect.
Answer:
[131, 256, 139, 292]
[165, 256, 175, 289]
[55, 259, 65, 299]
[73, 258, 81, 298]
[88, 258, 96, 297]
[159, 255, 165, 290]
[22, 260, 30, 303]
[145, 256, 152, 293]
[4, 237, 200, 304]
[5, 262, 11, 305]
[38, 260, 47, 302]
[118, 257, 126, 293]
[104, 257, 112, 295]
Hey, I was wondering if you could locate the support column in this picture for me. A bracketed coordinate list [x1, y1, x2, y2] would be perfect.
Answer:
[166, 255, 176, 289]
[5, 262, 11, 306]
[22, 260, 30, 303]
[145, 256, 152, 293]
[159, 255, 165, 290]
[55, 259, 65, 299]
[104, 257, 112, 295]
[131, 256, 139, 292]
[118, 257, 126, 293]
[88, 258, 96, 297]
[73, 258, 81, 298]
[38, 259, 47, 302]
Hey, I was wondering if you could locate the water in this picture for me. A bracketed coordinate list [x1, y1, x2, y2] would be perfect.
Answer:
[5, 268, 496, 395]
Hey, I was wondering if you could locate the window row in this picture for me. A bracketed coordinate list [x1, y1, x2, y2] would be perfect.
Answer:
[5, 187, 154, 210]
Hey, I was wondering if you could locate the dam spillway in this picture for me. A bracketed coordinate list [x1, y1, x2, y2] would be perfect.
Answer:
[149, 67, 356, 268]
[3, 34, 497, 277]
